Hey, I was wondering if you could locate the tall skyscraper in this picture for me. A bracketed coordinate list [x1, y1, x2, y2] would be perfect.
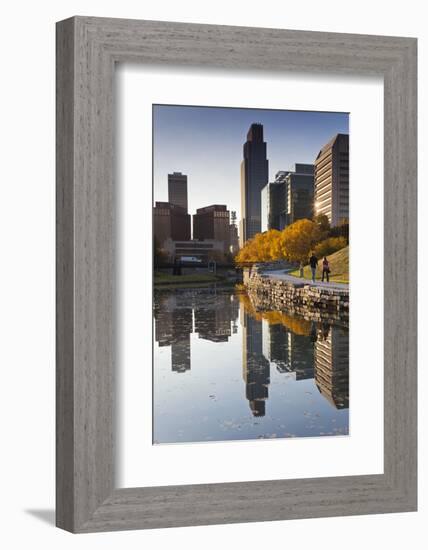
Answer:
[240, 123, 269, 246]
[314, 134, 349, 226]
[168, 172, 188, 212]
[240, 304, 270, 417]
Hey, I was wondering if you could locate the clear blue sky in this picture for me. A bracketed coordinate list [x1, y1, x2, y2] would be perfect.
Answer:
[153, 105, 349, 219]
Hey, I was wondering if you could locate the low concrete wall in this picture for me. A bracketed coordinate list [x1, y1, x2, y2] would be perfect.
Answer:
[244, 266, 349, 323]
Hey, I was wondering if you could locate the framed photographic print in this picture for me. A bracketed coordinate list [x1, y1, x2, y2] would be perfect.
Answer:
[56, 16, 417, 532]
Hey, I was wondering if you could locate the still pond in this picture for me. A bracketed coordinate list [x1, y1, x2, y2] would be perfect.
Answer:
[153, 285, 349, 444]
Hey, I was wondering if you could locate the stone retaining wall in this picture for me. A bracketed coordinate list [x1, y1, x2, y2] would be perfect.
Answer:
[244, 267, 349, 324]
[242, 260, 295, 284]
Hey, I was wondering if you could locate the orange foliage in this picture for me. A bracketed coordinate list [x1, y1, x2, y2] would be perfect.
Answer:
[236, 219, 323, 266]
[281, 219, 322, 265]
[235, 229, 284, 265]
[237, 292, 312, 336]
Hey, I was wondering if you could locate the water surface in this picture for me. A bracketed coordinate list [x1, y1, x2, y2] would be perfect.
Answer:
[153, 285, 349, 444]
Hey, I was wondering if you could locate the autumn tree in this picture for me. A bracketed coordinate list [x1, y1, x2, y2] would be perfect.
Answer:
[281, 218, 322, 276]
[267, 229, 283, 259]
[235, 218, 334, 272]
[235, 229, 284, 265]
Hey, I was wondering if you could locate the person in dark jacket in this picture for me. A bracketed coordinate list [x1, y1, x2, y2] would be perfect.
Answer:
[309, 254, 318, 282]
[322, 256, 330, 282]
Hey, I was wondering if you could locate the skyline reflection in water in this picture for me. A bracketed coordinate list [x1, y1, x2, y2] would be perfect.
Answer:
[153, 285, 349, 444]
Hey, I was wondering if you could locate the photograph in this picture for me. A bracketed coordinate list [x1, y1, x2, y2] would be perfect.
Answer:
[153, 105, 350, 444]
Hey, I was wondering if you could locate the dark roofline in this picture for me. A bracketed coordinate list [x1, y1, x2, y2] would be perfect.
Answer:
[316, 133, 349, 159]
[195, 204, 228, 214]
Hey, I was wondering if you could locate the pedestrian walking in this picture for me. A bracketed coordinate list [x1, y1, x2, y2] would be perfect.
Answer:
[322, 256, 330, 282]
[309, 253, 318, 283]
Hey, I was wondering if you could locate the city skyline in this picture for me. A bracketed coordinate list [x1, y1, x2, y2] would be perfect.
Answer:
[153, 104, 350, 445]
[153, 104, 349, 221]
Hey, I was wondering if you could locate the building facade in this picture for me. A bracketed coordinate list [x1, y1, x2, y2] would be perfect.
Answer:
[229, 210, 240, 256]
[163, 238, 226, 262]
[194, 291, 238, 343]
[261, 321, 314, 380]
[240, 123, 269, 245]
[193, 204, 230, 253]
[153, 201, 191, 247]
[314, 134, 349, 226]
[285, 163, 315, 225]
[168, 172, 188, 212]
[154, 289, 240, 373]
[240, 304, 270, 417]
[314, 325, 349, 409]
[154, 292, 192, 373]
[229, 225, 239, 255]
[261, 164, 314, 232]
[261, 171, 289, 232]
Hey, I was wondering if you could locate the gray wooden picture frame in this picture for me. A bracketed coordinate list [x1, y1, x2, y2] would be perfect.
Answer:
[56, 16, 417, 533]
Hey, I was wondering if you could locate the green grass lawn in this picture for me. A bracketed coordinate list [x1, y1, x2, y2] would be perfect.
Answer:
[289, 246, 349, 284]
[154, 272, 222, 285]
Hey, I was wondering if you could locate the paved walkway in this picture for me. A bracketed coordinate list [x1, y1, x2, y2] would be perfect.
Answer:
[262, 269, 349, 291]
